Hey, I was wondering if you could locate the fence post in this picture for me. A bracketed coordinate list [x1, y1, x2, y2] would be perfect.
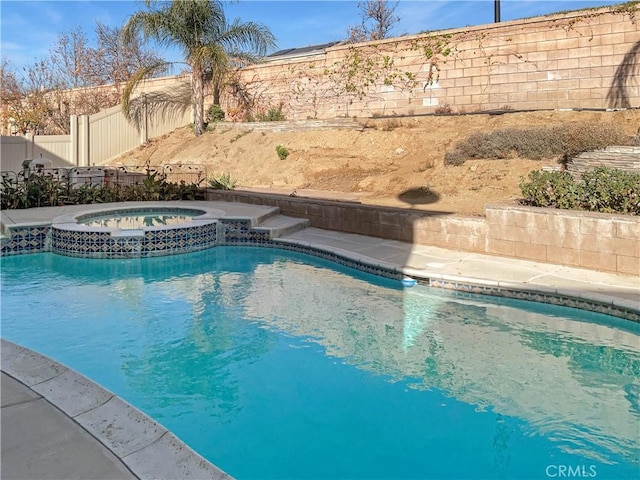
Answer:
[25, 132, 34, 160]
[70, 114, 78, 166]
[78, 115, 89, 166]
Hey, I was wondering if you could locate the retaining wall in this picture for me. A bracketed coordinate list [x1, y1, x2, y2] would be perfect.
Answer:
[568, 146, 640, 177]
[205, 189, 639, 275]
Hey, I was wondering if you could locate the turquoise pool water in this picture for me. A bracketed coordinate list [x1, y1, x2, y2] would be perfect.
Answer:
[79, 210, 199, 229]
[1, 248, 639, 479]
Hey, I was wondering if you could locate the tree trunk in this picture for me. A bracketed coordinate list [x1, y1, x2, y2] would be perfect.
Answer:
[212, 68, 222, 106]
[192, 63, 205, 137]
[212, 80, 221, 106]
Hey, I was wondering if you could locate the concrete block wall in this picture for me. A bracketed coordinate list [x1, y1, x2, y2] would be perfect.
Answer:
[485, 204, 639, 275]
[205, 189, 639, 275]
[226, 5, 639, 119]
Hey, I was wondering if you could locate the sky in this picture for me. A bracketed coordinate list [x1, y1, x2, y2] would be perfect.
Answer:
[1, 0, 618, 72]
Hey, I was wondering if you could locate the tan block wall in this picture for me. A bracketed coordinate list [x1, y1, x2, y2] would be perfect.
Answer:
[223, 6, 639, 119]
[205, 189, 639, 275]
[485, 204, 640, 274]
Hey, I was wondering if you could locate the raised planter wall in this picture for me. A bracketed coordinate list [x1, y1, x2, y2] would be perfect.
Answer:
[206, 189, 639, 275]
[568, 146, 640, 177]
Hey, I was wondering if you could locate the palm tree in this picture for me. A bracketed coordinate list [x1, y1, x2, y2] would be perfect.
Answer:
[122, 0, 276, 136]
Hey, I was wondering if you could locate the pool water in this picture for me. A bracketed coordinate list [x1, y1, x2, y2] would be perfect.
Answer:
[1, 248, 638, 479]
[80, 211, 198, 229]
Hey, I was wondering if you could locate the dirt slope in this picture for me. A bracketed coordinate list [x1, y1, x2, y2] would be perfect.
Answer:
[111, 109, 640, 216]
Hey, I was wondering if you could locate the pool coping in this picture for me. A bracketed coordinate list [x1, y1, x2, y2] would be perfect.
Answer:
[2, 201, 639, 321]
[266, 237, 640, 321]
[52, 204, 224, 233]
[1, 338, 233, 480]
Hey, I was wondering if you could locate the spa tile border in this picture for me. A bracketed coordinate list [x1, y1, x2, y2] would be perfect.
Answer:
[50, 223, 217, 258]
[1, 219, 638, 322]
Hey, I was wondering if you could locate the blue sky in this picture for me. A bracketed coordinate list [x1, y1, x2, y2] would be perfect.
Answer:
[1, 0, 617, 71]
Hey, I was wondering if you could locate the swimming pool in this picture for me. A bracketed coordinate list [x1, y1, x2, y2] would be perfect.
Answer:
[1, 247, 638, 479]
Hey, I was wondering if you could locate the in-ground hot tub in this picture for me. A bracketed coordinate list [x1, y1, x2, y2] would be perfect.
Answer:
[79, 209, 203, 229]
[51, 205, 224, 258]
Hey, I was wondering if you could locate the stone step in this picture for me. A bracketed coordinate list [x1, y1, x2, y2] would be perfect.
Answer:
[253, 214, 310, 238]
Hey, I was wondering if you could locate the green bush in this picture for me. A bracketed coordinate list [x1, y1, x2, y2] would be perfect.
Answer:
[257, 105, 286, 122]
[208, 172, 237, 190]
[580, 166, 640, 214]
[519, 170, 583, 210]
[519, 166, 640, 215]
[206, 104, 225, 123]
[445, 122, 628, 166]
[0, 172, 206, 210]
[276, 145, 289, 160]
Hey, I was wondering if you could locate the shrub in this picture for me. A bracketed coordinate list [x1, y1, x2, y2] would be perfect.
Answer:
[381, 119, 402, 131]
[207, 104, 225, 123]
[276, 145, 289, 160]
[445, 122, 628, 166]
[435, 103, 452, 114]
[519, 170, 583, 210]
[580, 166, 640, 214]
[519, 167, 640, 215]
[0, 171, 206, 209]
[256, 104, 286, 122]
[208, 172, 237, 190]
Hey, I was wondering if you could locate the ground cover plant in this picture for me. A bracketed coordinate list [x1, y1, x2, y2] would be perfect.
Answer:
[519, 166, 640, 215]
[444, 122, 629, 166]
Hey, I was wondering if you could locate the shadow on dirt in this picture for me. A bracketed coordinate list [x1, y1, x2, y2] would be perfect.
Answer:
[397, 187, 441, 205]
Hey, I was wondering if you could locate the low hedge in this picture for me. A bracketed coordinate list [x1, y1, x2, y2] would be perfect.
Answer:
[519, 166, 640, 215]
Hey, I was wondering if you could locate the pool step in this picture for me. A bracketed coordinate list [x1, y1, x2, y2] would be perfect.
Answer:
[254, 214, 310, 238]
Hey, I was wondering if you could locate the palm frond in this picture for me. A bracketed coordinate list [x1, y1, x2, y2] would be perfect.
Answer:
[218, 19, 277, 56]
[122, 61, 173, 119]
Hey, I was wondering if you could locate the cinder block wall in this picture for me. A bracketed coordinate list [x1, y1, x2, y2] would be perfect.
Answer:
[228, 5, 639, 118]
[484, 204, 639, 275]
[205, 189, 639, 274]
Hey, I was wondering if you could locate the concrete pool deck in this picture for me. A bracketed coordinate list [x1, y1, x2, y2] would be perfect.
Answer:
[1, 200, 639, 479]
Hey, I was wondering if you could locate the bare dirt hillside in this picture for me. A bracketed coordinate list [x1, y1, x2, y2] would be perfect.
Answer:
[111, 110, 640, 216]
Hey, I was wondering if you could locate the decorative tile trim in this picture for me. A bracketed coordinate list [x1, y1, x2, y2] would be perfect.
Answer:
[2, 220, 638, 322]
[221, 238, 403, 281]
[51, 223, 218, 259]
[427, 278, 640, 323]
[1, 226, 51, 256]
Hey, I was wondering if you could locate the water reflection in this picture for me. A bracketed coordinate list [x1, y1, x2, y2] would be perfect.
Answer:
[1, 249, 638, 473]
[243, 261, 640, 465]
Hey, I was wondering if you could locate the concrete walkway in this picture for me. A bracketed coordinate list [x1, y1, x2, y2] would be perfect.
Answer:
[1, 340, 231, 480]
[1, 200, 638, 480]
[1, 372, 136, 480]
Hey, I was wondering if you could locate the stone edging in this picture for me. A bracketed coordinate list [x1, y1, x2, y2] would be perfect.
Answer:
[0, 339, 233, 480]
